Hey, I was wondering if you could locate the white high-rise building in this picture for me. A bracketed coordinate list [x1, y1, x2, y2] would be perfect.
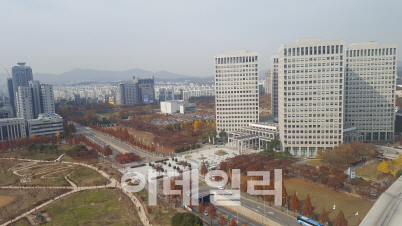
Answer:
[344, 42, 398, 142]
[271, 38, 397, 157]
[16, 86, 34, 120]
[271, 56, 279, 119]
[40, 84, 55, 115]
[16, 81, 55, 120]
[264, 70, 272, 95]
[214, 50, 259, 132]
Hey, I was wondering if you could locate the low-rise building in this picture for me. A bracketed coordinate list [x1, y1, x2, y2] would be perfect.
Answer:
[160, 100, 189, 114]
[0, 118, 26, 141]
[180, 103, 196, 114]
[227, 122, 280, 153]
[26, 113, 63, 138]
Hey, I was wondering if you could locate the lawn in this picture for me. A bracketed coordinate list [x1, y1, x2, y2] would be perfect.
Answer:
[68, 167, 110, 187]
[34, 189, 142, 226]
[284, 178, 375, 226]
[215, 150, 228, 156]
[0, 188, 69, 225]
[0, 160, 24, 186]
[133, 189, 178, 226]
[304, 159, 325, 167]
[355, 161, 381, 180]
[0, 144, 74, 161]
[95, 161, 124, 182]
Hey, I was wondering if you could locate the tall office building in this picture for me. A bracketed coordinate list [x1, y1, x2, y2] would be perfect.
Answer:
[133, 76, 155, 103]
[214, 50, 259, 132]
[271, 56, 279, 119]
[344, 42, 397, 141]
[271, 38, 397, 157]
[116, 76, 155, 105]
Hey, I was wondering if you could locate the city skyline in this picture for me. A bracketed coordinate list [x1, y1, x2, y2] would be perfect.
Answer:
[1, 1, 401, 80]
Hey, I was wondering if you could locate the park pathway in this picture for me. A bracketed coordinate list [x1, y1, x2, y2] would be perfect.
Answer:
[0, 156, 152, 226]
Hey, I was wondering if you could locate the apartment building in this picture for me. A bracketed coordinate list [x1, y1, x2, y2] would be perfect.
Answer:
[116, 81, 137, 105]
[40, 84, 55, 115]
[264, 70, 272, 95]
[271, 56, 279, 119]
[16, 86, 34, 120]
[270, 38, 397, 157]
[15, 81, 56, 120]
[9, 63, 33, 116]
[214, 50, 259, 132]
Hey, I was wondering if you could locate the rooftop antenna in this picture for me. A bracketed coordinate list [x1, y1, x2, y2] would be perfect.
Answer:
[5, 68, 10, 78]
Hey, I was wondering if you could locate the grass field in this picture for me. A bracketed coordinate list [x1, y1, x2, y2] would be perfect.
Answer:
[0, 144, 74, 161]
[355, 161, 381, 179]
[304, 159, 325, 167]
[0, 160, 23, 186]
[68, 167, 110, 187]
[31, 189, 142, 226]
[95, 162, 124, 182]
[133, 189, 178, 225]
[284, 178, 374, 226]
[0, 188, 70, 225]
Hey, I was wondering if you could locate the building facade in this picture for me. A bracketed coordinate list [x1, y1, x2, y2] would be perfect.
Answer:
[26, 113, 63, 138]
[0, 118, 26, 141]
[16, 81, 55, 120]
[7, 78, 15, 116]
[271, 56, 279, 120]
[116, 81, 137, 105]
[270, 38, 397, 157]
[264, 70, 272, 95]
[40, 84, 55, 115]
[344, 42, 397, 142]
[133, 76, 155, 103]
[215, 50, 259, 133]
[12, 63, 33, 98]
[16, 86, 34, 120]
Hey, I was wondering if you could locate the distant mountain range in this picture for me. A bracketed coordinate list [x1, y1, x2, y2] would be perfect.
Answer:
[0, 68, 271, 87]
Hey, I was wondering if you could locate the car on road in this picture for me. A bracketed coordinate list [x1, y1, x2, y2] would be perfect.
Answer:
[218, 186, 224, 190]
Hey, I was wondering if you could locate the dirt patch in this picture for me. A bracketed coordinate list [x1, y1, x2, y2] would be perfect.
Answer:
[215, 150, 228, 156]
[0, 195, 16, 207]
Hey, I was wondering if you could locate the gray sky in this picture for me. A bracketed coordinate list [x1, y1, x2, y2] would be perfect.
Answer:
[1, 0, 401, 77]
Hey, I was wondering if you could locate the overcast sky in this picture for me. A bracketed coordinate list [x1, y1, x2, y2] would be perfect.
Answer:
[1, 0, 401, 77]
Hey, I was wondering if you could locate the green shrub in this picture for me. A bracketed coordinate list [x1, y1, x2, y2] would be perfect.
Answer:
[396, 169, 402, 178]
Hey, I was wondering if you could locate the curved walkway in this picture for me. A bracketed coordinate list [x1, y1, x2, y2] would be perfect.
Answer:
[0, 156, 152, 226]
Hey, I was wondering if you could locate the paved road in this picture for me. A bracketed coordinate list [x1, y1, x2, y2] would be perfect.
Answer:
[196, 182, 300, 226]
[75, 123, 163, 162]
[74, 123, 300, 226]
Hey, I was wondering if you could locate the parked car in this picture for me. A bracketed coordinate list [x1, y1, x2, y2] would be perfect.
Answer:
[204, 211, 208, 216]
